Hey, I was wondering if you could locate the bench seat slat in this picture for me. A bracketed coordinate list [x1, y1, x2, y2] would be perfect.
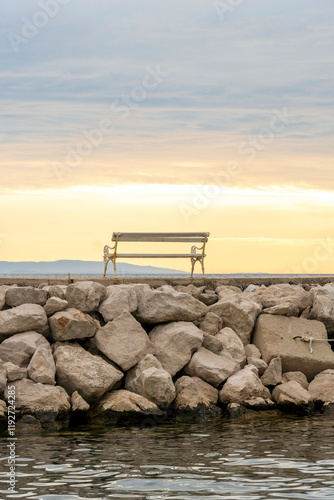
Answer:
[109, 254, 206, 258]
[113, 237, 206, 243]
[112, 232, 209, 241]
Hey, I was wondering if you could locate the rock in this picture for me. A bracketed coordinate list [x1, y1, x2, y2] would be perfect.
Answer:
[4, 378, 71, 429]
[209, 297, 261, 345]
[149, 321, 203, 376]
[321, 402, 334, 415]
[98, 285, 138, 322]
[66, 281, 107, 312]
[247, 357, 268, 375]
[0, 331, 49, 366]
[244, 344, 262, 359]
[95, 311, 154, 371]
[282, 371, 309, 390]
[175, 376, 218, 409]
[257, 284, 312, 314]
[219, 365, 270, 404]
[49, 308, 98, 341]
[300, 306, 311, 319]
[44, 297, 68, 316]
[175, 284, 205, 299]
[0, 363, 6, 394]
[3, 362, 27, 382]
[5, 286, 48, 307]
[309, 286, 334, 334]
[15, 414, 42, 434]
[89, 389, 165, 425]
[135, 286, 208, 324]
[202, 332, 223, 354]
[199, 293, 218, 306]
[215, 285, 242, 300]
[42, 285, 67, 299]
[215, 327, 246, 369]
[0, 285, 9, 310]
[53, 342, 123, 405]
[253, 314, 334, 380]
[199, 312, 223, 335]
[308, 370, 334, 403]
[261, 357, 282, 386]
[125, 354, 175, 409]
[272, 381, 311, 407]
[225, 400, 280, 419]
[71, 391, 90, 412]
[185, 347, 239, 388]
[27, 344, 56, 385]
[242, 397, 276, 411]
[263, 303, 300, 317]
[244, 284, 259, 293]
[0, 304, 48, 340]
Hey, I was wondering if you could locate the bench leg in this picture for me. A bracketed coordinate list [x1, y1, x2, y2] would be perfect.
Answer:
[190, 258, 195, 278]
[113, 258, 117, 277]
[201, 259, 205, 277]
[103, 258, 108, 278]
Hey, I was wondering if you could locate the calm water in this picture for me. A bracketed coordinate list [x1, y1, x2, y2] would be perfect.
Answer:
[1, 415, 334, 499]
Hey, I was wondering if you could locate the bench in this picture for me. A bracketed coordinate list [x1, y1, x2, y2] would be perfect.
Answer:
[103, 232, 210, 277]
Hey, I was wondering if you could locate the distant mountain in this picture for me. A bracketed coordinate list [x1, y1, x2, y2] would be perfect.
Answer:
[0, 260, 188, 276]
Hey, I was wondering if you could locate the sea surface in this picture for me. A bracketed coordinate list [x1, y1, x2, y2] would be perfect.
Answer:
[1, 414, 334, 499]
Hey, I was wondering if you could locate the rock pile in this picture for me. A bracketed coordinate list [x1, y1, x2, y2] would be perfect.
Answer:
[1, 280, 334, 432]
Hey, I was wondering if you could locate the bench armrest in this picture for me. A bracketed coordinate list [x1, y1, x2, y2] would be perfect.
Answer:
[103, 244, 116, 258]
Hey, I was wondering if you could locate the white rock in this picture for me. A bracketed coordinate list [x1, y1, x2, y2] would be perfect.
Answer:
[5, 286, 48, 307]
[125, 354, 175, 409]
[215, 327, 246, 369]
[99, 285, 138, 322]
[44, 297, 68, 317]
[308, 370, 334, 403]
[66, 281, 107, 312]
[0, 331, 49, 367]
[0, 304, 48, 340]
[49, 308, 98, 341]
[149, 321, 203, 376]
[219, 365, 270, 403]
[95, 311, 154, 371]
[3, 362, 27, 382]
[42, 285, 67, 299]
[27, 344, 56, 385]
[185, 347, 239, 388]
[272, 381, 311, 406]
[199, 312, 223, 335]
[53, 342, 123, 404]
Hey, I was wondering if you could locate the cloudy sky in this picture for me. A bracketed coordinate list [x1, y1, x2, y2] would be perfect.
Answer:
[1, 0, 334, 273]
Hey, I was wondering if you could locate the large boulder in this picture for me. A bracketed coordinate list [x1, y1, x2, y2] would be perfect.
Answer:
[185, 347, 239, 388]
[27, 344, 56, 385]
[0, 304, 48, 340]
[44, 297, 68, 317]
[272, 381, 311, 407]
[256, 284, 312, 314]
[309, 285, 334, 335]
[253, 314, 334, 380]
[215, 327, 246, 369]
[125, 354, 175, 409]
[219, 365, 270, 404]
[49, 308, 98, 341]
[0, 285, 9, 310]
[209, 297, 261, 344]
[149, 321, 203, 376]
[135, 286, 208, 324]
[53, 342, 123, 404]
[66, 281, 107, 312]
[89, 389, 165, 425]
[5, 286, 48, 307]
[0, 331, 49, 367]
[174, 376, 220, 420]
[308, 370, 334, 403]
[199, 312, 223, 335]
[95, 311, 154, 371]
[98, 285, 138, 322]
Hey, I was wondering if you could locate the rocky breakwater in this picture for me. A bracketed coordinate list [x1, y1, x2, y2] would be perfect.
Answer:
[2, 281, 334, 432]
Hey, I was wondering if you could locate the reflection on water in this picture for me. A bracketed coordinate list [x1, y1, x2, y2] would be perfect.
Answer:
[1, 414, 334, 499]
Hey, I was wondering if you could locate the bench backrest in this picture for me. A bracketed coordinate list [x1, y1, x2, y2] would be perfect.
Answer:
[112, 232, 209, 243]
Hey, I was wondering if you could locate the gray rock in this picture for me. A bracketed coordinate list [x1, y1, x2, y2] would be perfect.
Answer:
[244, 284, 259, 293]
[199, 312, 223, 335]
[272, 381, 311, 406]
[44, 297, 68, 317]
[71, 391, 90, 412]
[253, 314, 334, 380]
[5, 286, 48, 307]
[202, 332, 223, 354]
[185, 347, 239, 388]
[42, 285, 67, 299]
[308, 370, 334, 403]
[0, 363, 6, 394]
[49, 308, 98, 341]
[66, 281, 107, 312]
[175, 376, 218, 410]
[219, 365, 270, 404]
[53, 342, 123, 405]
[215, 285, 242, 301]
[247, 357, 268, 375]
[149, 321, 203, 376]
[199, 292, 218, 306]
[257, 284, 312, 314]
[309, 285, 334, 334]
[125, 354, 175, 409]
[135, 286, 208, 324]
[0, 285, 9, 310]
[261, 357, 282, 387]
[3, 362, 27, 382]
[215, 327, 246, 369]
[244, 344, 262, 359]
[175, 284, 205, 299]
[263, 303, 300, 317]
[282, 371, 309, 390]
[99, 285, 138, 322]
[0, 304, 48, 340]
[209, 297, 262, 345]
[0, 331, 49, 367]
[27, 344, 56, 385]
[95, 311, 154, 371]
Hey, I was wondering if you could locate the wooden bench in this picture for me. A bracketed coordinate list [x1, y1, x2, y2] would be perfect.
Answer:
[103, 232, 210, 277]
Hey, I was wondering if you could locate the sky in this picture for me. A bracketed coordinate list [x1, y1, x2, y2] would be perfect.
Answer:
[0, 0, 334, 274]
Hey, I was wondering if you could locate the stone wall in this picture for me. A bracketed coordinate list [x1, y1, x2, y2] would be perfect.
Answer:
[1, 280, 334, 432]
